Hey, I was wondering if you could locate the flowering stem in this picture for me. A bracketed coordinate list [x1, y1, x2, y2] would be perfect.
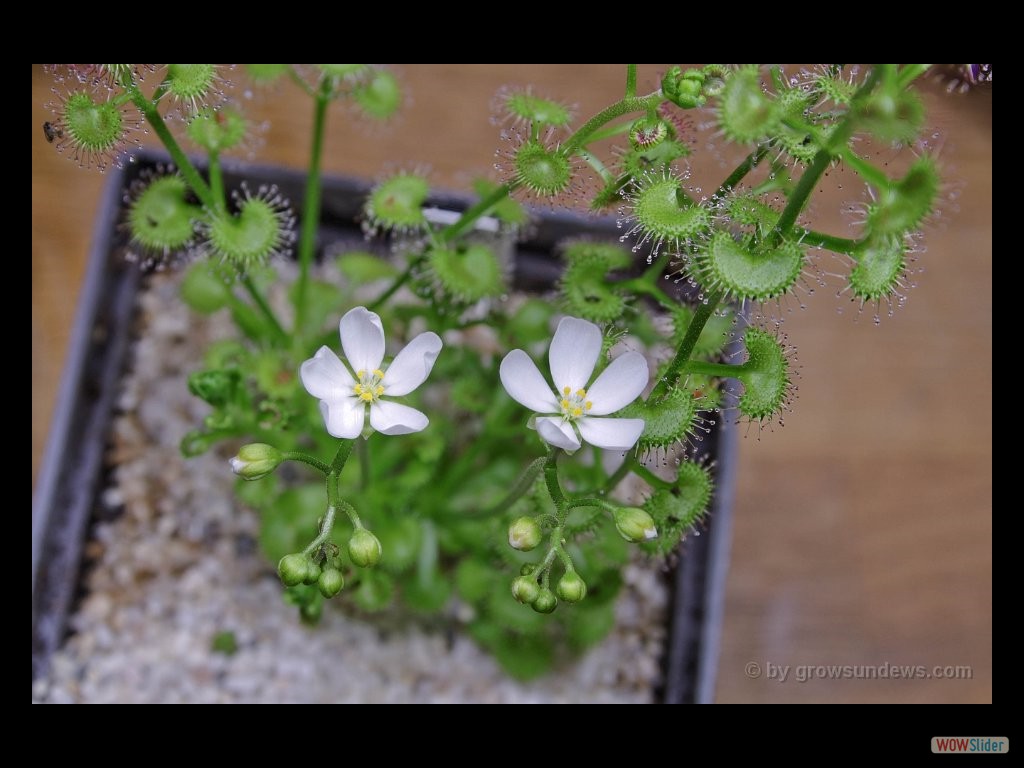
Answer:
[480, 455, 547, 517]
[368, 257, 419, 311]
[303, 497, 336, 555]
[281, 451, 332, 475]
[357, 437, 370, 491]
[625, 64, 638, 99]
[604, 459, 633, 490]
[295, 80, 332, 336]
[562, 90, 665, 153]
[439, 183, 515, 244]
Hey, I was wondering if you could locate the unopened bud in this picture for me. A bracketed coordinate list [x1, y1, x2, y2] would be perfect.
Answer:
[556, 571, 587, 603]
[229, 443, 282, 480]
[348, 529, 383, 567]
[508, 516, 542, 551]
[613, 506, 659, 543]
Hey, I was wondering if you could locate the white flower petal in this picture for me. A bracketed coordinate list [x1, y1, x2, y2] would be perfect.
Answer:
[534, 416, 582, 452]
[300, 346, 354, 402]
[319, 398, 365, 439]
[577, 416, 645, 452]
[549, 316, 602, 393]
[500, 349, 559, 413]
[584, 351, 649, 415]
[339, 306, 385, 373]
[382, 332, 443, 397]
[370, 400, 429, 435]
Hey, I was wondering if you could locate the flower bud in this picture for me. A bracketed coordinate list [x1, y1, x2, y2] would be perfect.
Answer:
[613, 507, 659, 543]
[229, 443, 282, 480]
[278, 553, 312, 587]
[318, 568, 345, 598]
[508, 516, 542, 551]
[556, 572, 587, 603]
[303, 560, 322, 586]
[348, 529, 383, 567]
[511, 575, 541, 605]
[531, 588, 558, 614]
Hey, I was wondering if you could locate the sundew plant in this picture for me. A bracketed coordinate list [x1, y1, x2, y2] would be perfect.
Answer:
[44, 64, 948, 677]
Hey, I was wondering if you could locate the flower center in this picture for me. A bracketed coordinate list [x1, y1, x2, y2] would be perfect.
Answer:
[558, 386, 593, 422]
[353, 369, 386, 403]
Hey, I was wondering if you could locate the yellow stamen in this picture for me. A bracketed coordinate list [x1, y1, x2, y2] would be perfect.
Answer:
[561, 399, 570, 409]
[576, 389, 586, 397]
[563, 386, 571, 395]
[373, 369, 384, 378]
[375, 385, 384, 396]
[357, 370, 366, 378]
[353, 384, 363, 394]
[572, 407, 583, 417]
[585, 401, 593, 410]
[360, 392, 373, 402]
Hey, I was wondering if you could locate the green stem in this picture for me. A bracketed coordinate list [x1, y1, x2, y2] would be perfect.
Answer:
[295, 81, 331, 335]
[481, 456, 547, 517]
[303, 496, 336, 555]
[625, 64, 637, 99]
[368, 255, 420, 311]
[840, 148, 890, 189]
[712, 145, 769, 204]
[240, 274, 288, 344]
[281, 451, 332, 475]
[357, 437, 370, 492]
[650, 289, 724, 400]
[331, 439, 355, 473]
[208, 151, 225, 211]
[127, 86, 216, 210]
[605, 459, 633, 490]
[796, 227, 860, 254]
[563, 90, 664, 153]
[542, 450, 566, 511]
[439, 183, 513, 244]
[631, 461, 673, 490]
[577, 149, 613, 185]
[682, 360, 742, 378]
[584, 120, 634, 144]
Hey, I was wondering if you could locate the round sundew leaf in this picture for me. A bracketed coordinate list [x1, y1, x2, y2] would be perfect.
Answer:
[62, 92, 123, 154]
[127, 175, 198, 253]
[366, 172, 429, 232]
[737, 327, 791, 422]
[619, 386, 700, 453]
[718, 66, 780, 142]
[428, 243, 504, 303]
[631, 174, 710, 244]
[513, 140, 572, 197]
[700, 231, 804, 301]
[866, 156, 940, 236]
[849, 236, 906, 301]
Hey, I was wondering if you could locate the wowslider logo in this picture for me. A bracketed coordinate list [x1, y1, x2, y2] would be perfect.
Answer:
[932, 738, 1009, 754]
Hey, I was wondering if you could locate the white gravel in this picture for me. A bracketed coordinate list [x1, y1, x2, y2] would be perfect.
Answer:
[33, 267, 668, 704]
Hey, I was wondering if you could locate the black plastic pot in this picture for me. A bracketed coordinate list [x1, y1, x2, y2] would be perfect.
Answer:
[31, 151, 737, 703]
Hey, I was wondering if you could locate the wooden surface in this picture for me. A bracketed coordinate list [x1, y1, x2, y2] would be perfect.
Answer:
[31, 65, 992, 703]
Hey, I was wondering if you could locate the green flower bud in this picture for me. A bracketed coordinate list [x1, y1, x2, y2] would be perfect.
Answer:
[278, 553, 312, 587]
[229, 443, 283, 481]
[508, 517, 542, 551]
[318, 567, 345, 598]
[662, 67, 707, 109]
[348, 529, 383, 568]
[303, 560, 322, 586]
[613, 507, 659, 543]
[511, 575, 541, 605]
[531, 588, 558, 614]
[556, 572, 587, 603]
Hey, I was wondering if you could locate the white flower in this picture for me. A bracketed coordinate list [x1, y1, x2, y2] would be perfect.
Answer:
[499, 316, 648, 453]
[300, 307, 442, 439]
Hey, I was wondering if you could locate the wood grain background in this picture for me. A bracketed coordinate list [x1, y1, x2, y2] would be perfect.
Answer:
[31, 65, 992, 702]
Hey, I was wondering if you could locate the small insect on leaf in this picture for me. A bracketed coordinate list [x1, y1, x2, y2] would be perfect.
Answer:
[43, 121, 63, 143]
